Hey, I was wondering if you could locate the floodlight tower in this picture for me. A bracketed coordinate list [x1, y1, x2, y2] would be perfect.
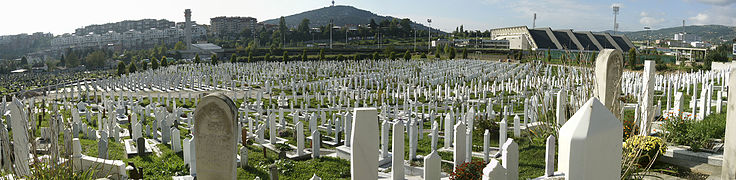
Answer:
[612, 5, 620, 34]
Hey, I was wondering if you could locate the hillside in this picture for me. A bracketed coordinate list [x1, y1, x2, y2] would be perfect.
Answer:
[262, 5, 444, 33]
[604, 25, 736, 43]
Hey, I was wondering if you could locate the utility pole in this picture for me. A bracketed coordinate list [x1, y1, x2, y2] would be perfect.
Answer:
[330, 19, 333, 49]
[345, 28, 348, 48]
[427, 19, 432, 54]
[644, 26, 651, 48]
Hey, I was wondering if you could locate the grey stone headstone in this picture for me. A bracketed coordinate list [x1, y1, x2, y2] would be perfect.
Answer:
[193, 93, 238, 180]
[98, 138, 108, 159]
[312, 130, 320, 159]
[136, 137, 146, 156]
[239, 146, 248, 169]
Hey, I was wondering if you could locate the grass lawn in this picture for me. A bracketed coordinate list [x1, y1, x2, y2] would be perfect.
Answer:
[239, 144, 350, 179]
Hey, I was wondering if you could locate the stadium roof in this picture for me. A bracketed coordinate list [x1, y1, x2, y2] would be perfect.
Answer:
[491, 26, 635, 52]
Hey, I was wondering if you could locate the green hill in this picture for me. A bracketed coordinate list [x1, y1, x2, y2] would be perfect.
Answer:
[262, 5, 444, 33]
[605, 25, 736, 43]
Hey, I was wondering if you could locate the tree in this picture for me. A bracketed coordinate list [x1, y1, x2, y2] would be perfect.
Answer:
[435, 49, 441, 59]
[174, 41, 187, 50]
[117, 61, 127, 75]
[436, 45, 442, 55]
[20, 56, 28, 65]
[283, 51, 289, 62]
[337, 54, 344, 61]
[462, 48, 468, 59]
[444, 44, 451, 55]
[389, 51, 396, 60]
[85, 50, 107, 68]
[403, 50, 411, 60]
[211, 54, 218, 65]
[128, 61, 137, 74]
[161, 56, 168, 67]
[420, 53, 427, 59]
[194, 54, 200, 64]
[590, 52, 597, 63]
[248, 52, 253, 63]
[706, 46, 729, 62]
[230, 54, 237, 63]
[141, 61, 148, 70]
[369, 19, 378, 30]
[66, 50, 80, 67]
[279, 16, 287, 48]
[319, 49, 325, 60]
[546, 50, 552, 62]
[60, 54, 66, 67]
[265, 53, 272, 61]
[449, 47, 456, 59]
[151, 57, 159, 70]
[628, 48, 637, 69]
[298, 18, 311, 40]
[373, 52, 379, 60]
[302, 50, 307, 61]
[704, 56, 712, 70]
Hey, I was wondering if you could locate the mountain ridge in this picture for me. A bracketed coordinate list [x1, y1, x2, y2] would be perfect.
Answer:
[599, 25, 736, 43]
[261, 5, 444, 33]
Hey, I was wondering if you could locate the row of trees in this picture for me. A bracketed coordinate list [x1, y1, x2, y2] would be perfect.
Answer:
[215, 17, 429, 49]
[451, 25, 492, 39]
[118, 47, 473, 75]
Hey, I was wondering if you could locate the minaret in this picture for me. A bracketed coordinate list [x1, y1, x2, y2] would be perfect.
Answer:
[184, 9, 192, 50]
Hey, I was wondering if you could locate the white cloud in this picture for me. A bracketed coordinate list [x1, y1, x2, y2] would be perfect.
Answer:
[640, 17, 665, 26]
[639, 11, 664, 26]
[688, 6, 736, 25]
[695, 0, 736, 5]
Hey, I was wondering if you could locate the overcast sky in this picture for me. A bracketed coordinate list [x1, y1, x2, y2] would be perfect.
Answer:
[1, 0, 734, 36]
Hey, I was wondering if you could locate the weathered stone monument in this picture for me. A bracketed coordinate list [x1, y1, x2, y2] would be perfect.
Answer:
[193, 93, 238, 180]
[593, 49, 623, 119]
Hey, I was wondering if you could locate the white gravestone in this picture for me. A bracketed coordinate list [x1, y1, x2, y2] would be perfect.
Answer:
[424, 150, 441, 180]
[453, 122, 467, 172]
[722, 70, 736, 179]
[350, 108, 379, 180]
[640, 60, 656, 136]
[502, 138, 518, 180]
[558, 97, 622, 180]
[392, 122, 405, 180]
